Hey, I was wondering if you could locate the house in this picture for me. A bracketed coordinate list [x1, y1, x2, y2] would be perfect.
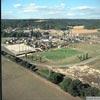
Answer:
[23, 30, 31, 33]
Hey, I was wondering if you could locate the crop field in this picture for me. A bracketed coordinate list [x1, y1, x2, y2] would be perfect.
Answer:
[71, 28, 98, 35]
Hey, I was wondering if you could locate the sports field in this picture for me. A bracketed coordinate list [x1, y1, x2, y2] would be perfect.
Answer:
[26, 48, 82, 66]
[25, 42, 100, 68]
[40, 48, 81, 60]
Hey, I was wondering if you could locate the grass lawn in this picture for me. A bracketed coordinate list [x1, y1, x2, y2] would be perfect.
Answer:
[24, 43, 100, 67]
[25, 48, 82, 66]
[40, 48, 81, 61]
[36, 69, 49, 78]
[68, 43, 100, 70]
[70, 43, 100, 57]
[88, 58, 100, 70]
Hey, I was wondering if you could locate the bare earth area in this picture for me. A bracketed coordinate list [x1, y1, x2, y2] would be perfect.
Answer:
[2, 56, 81, 100]
[52, 65, 100, 89]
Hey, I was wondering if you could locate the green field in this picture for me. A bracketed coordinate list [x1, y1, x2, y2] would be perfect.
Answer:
[40, 48, 81, 60]
[88, 58, 100, 70]
[26, 43, 100, 67]
[70, 43, 100, 57]
[69, 43, 100, 69]
[26, 48, 82, 66]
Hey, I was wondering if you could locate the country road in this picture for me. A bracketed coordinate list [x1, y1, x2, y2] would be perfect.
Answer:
[2, 56, 81, 100]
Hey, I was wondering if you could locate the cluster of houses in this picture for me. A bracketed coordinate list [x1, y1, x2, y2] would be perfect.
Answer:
[4, 37, 65, 50]
[4, 37, 90, 53]
[3, 25, 96, 51]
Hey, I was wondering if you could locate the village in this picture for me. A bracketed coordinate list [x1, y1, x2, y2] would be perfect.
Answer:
[2, 25, 100, 52]
[2, 0, 100, 99]
[2, 24, 100, 100]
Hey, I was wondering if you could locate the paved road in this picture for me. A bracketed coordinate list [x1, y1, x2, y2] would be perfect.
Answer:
[2, 56, 81, 100]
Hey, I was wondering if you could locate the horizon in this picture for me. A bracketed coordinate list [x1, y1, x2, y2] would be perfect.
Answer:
[2, 18, 100, 20]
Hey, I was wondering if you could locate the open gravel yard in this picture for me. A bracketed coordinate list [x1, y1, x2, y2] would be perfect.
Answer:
[2, 56, 81, 100]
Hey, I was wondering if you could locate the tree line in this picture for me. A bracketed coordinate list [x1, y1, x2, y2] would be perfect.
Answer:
[1, 31, 42, 38]
[2, 19, 100, 30]
[37, 69, 100, 98]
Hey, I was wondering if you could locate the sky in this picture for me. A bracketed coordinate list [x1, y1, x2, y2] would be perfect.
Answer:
[1, 0, 100, 19]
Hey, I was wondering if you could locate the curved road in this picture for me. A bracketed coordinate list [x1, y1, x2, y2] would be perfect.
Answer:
[2, 56, 81, 100]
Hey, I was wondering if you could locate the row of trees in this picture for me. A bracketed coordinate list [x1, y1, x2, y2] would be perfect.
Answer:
[48, 72, 64, 84]
[1, 31, 29, 37]
[46, 70, 100, 97]
[1, 31, 42, 38]
[1, 51, 37, 71]
[77, 53, 89, 61]
[60, 77, 100, 97]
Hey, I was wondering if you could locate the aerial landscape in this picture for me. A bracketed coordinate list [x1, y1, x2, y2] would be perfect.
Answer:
[1, 0, 100, 100]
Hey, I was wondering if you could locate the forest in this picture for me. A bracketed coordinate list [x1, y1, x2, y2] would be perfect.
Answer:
[1, 19, 100, 30]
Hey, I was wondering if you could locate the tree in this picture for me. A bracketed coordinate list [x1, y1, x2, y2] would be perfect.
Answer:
[68, 79, 82, 96]
[77, 53, 89, 61]
[78, 83, 91, 97]
[86, 53, 89, 59]
[84, 87, 100, 96]
[48, 72, 64, 84]
[60, 77, 72, 92]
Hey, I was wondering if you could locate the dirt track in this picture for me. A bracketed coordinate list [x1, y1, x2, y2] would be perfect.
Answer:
[2, 56, 81, 100]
